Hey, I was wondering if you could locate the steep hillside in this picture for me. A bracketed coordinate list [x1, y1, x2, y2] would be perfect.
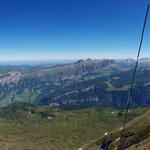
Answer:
[82, 108, 150, 150]
[38, 60, 150, 108]
[126, 136, 150, 150]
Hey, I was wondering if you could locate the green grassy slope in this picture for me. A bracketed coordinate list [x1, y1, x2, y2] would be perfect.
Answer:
[126, 136, 150, 150]
[82, 107, 150, 150]
[0, 103, 148, 150]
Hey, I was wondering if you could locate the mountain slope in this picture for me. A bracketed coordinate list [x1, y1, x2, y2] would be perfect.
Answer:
[38, 67, 150, 108]
[126, 136, 150, 150]
[0, 58, 150, 107]
[0, 59, 118, 107]
[82, 107, 150, 150]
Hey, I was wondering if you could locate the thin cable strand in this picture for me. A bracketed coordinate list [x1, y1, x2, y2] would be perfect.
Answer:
[117, 4, 149, 150]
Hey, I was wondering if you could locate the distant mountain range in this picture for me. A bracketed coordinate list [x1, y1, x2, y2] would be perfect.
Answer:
[0, 58, 150, 107]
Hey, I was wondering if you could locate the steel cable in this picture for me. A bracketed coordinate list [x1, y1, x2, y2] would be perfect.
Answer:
[117, 4, 150, 150]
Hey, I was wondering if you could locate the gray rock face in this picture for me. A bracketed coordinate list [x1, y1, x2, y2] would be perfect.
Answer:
[0, 59, 116, 86]
[0, 71, 23, 86]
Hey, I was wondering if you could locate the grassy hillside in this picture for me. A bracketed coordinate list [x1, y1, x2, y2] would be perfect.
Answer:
[126, 136, 150, 150]
[0, 103, 148, 150]
[82, 107, 150, 150]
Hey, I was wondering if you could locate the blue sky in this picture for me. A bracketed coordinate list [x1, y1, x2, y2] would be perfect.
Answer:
[0, 0, 150, 61]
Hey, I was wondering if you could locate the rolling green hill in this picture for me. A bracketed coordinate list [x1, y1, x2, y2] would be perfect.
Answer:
[0, 103, 149, 150]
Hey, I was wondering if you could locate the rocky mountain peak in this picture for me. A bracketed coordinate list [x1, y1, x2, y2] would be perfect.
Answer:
[75, 59, 85, 63]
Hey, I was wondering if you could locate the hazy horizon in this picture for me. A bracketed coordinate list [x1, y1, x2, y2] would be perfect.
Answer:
[0, 57, 149, 66]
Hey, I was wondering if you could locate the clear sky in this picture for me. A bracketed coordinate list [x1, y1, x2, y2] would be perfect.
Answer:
[0, 0, 150, 61]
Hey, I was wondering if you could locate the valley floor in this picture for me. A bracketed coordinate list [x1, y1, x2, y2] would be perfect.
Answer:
[0, 105, 123, 150]
[0, 104, 148, 150]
